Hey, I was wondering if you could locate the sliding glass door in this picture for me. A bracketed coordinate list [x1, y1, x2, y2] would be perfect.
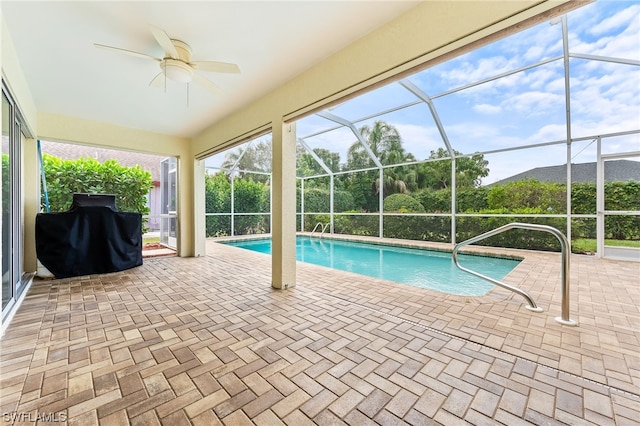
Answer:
[2, 85, 23, 319]
[160, 157, 178, 249]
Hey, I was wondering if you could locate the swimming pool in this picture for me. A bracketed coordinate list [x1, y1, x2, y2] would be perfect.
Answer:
[222, 236, 521, 296]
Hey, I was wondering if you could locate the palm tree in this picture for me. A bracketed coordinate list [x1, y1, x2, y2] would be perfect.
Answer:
[346, 121, 416, 196]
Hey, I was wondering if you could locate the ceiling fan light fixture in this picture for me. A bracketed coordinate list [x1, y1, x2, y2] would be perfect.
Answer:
[95, 25, 238, 95]
[163, 59, 193, 83]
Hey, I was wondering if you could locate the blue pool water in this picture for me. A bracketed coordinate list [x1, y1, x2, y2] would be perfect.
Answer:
[222, 236, 521, 296]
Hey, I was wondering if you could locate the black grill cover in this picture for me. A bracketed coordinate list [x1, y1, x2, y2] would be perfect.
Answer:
[36, 206, 142, 279]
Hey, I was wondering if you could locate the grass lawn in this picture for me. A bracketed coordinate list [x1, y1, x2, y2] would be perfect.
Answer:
[572, 238, 640, 253]
[143, 236, 160, 244]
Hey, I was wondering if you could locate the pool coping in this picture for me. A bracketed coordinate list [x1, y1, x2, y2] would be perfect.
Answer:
[212, 232, 542, 260]
[210, 232, 575, 304]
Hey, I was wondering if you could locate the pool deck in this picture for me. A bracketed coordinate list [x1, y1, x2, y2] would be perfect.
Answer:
[0, 235, 638, 424]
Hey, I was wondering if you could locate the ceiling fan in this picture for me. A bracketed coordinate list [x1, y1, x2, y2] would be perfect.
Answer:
[95, 25, 240, 94]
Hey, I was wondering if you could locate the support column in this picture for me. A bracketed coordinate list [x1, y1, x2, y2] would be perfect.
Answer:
[178, 156, 195, 257]
[193, 159, 206, 257]
[271, 120, 297, 289]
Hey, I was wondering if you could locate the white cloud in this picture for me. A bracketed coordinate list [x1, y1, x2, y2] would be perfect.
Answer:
[473, 103, 501, 114]
[570, 4, 640, 60]
[444, 122, 505, 152]
[546, 75, 566, 93]
[438, 56, 517, 88]
[505, 91, 565, 116]
[303, 128, 356, 163]
[589, 4, 639, 36]
[569, 58, 640, 138]
[394, 123, 443, 159]
[528, 124, 568, 143]
[523, 45, 545, 62]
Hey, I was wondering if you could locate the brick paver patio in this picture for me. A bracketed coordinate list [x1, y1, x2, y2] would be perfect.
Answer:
[0, 236, 638, 425]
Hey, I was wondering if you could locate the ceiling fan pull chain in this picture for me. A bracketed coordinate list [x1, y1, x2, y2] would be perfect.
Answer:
[163, 62, 167, 93]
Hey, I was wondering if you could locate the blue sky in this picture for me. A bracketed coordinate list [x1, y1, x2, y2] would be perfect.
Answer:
[207, 1, 640, 184]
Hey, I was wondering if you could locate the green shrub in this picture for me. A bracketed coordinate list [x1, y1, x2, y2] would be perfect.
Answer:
[383, 193, 425, 213]
[298, 188, 356, 213]
[300, 188, 328, 213]
[205, 172, 231, 212]
[42, 154, 152, 216]
[234, 178, 266, 213]
[488, 179, 566, 213]
[457, 187, 489, 212]
[571, 182, 596, 214]
[572, 217, 596, 240]
[333, 213, 378, 236]
[456, 213, 567, 252]
[414, 187, 489, 213]
[414, 189, 450, 213]
[383, 216, 451, 242]
[205, 173, 271, 236]
[383, 194, 425, 239]
[303, 214, 330, 232]
[233, 178, 269, 234]
[570, 181, 639, 239]
[600, 181, 640, 240]
[205, 172, 231, 236]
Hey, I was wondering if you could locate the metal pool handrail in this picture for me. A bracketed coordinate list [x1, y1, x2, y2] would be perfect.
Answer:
[452, 222, 577, 326]
[311, 222, 330, 238]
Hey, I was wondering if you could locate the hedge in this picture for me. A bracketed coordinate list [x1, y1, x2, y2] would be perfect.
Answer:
[487, 179, 566, 212]
[456, 212, 568, 252]
[207, 174, 638, 245]
[42, 154, 152, 216]
[414, 189, 451, 213]
[383, 193, 425, 213]
[204, 172, 270, 236]
[297, 188, 356, 213]
[414, 180, 638, 242]
[333, 213, 378, 236]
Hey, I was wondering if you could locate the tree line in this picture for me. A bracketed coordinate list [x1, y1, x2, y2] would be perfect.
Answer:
[211, 120, 490, 211]
[206, 121, 639, 251]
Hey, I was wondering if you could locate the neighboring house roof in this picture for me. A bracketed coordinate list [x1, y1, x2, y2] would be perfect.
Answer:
[490, 160, 640, 186]
[40, 140, 166, 182]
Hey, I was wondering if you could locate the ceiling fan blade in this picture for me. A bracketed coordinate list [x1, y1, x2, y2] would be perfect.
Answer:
[191, 61, 240, 74]
[149, 25, 179, 59]
[94, 43, 160, 61]
[148, 72, 165, 88]
[192, 73, 222, 95]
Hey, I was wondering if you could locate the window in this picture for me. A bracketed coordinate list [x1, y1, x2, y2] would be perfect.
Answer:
[2, 83, 25, 319]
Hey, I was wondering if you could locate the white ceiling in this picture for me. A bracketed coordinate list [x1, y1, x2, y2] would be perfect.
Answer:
[2, 1, 420, 138]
